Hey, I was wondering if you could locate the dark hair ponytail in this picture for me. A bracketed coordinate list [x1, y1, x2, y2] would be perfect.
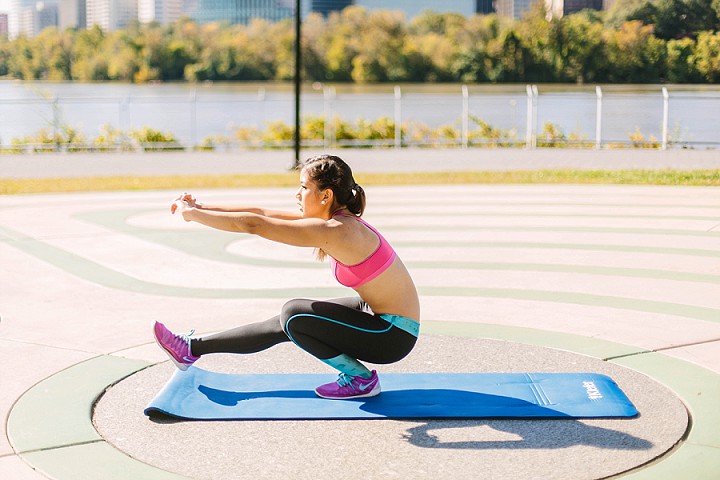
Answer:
[346, 183, 365, 216]
[301, 154, 366, 216]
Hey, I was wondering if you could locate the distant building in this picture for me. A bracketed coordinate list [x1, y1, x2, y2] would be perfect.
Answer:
[187, 0, 295, 25]
[0, 13, 8, 38]
[138, 0, 182, 23]
[12, 0, 58, 36]
[545, 0, 602, 18]
[8, 0, 36, 38]
[494, 0, 533, 19]
[34, 1, 58, 31]
[58, 0, 86, 29]
[476, 0, 494, 14]
[311, 0, 352, 16]
[2, 0, 611, 39]
[86, 0, 137, 31]
[602, 0, 616, 10]
[355, 0, 477, 19]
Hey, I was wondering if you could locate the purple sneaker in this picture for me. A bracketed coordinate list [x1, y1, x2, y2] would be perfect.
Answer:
[153, 321, 200, 370]
[315, 370, 381, 399]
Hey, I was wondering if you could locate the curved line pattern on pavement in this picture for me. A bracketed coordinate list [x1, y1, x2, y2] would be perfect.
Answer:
[6, 325, 719, 479]
[2, 185, 720, 479]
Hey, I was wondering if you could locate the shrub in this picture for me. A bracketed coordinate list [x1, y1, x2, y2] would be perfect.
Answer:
[629, 127, 660, 148]
[92, 124, 134, 151]
[129, 127, 184, 151]
[11, 126, 86, 152]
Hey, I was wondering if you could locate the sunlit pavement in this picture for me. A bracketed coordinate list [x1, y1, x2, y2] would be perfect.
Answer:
[1, 149, 719, 479]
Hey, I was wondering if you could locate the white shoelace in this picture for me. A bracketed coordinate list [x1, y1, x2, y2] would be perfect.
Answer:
[178, 329, 195, 356]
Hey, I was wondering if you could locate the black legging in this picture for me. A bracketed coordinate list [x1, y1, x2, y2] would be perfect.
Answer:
[191, 297, 417, 364]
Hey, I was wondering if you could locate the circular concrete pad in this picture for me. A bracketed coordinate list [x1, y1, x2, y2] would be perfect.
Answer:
[94, 335, 688, 480]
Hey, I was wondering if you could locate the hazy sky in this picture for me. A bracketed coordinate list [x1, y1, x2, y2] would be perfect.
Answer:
[0, 0, 8, 15]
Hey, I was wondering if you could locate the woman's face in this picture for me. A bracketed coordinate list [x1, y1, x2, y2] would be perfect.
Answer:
[296, 169, 329, 218]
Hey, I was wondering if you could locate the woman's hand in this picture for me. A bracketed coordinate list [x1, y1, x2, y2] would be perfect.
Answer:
[171, 192, 197, 214]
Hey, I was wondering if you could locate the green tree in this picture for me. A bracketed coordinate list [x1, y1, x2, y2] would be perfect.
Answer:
[106, 30, 140, 81]
[6, 35, 36, 79]
[134, 23, 167, 81]
[450, 14, 505, 82]
[301, 12, 332, 82]
[0, 11, 712, 85]
[45, 29, 74, 80]
[349, 9, 409, 82]
[620, 0, 719, 39]
[555, 12, 606, 82]
[320, 6, 366, 81]
[693, 31, 720, 82]
[487, 26, 534, 82]
[408, 10, 468, 81]
[71, 25, 109, 81]
[517, 2, 559, 82]
[265, 20, 295, 81]
[603, 20, 667, 82]
[183, 23, 222, 81]
[666, 37, 701, 82]
[404, 32, 455, 81]
[605, 0, 647, 27]
[0, 40, 10, 77]
[408, 10, 467, 37]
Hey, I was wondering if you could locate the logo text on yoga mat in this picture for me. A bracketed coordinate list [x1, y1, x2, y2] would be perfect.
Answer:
[583, 381, 603, 400]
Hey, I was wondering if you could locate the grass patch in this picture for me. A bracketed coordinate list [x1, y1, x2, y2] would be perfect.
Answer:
[1, 169, 719, 195]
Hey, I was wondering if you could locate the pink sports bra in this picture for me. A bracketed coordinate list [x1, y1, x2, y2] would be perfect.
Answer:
[329, 213, 397, 288]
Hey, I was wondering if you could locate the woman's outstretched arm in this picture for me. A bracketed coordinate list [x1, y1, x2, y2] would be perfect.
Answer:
[181, 208, 338, 250]
[173, 193, 302, 220]
[195, 203, 303, 220]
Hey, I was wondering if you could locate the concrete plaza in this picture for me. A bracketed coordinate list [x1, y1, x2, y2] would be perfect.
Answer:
[1, 148, 719, 479]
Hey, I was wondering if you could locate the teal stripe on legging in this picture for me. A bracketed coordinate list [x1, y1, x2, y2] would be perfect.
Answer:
[284, 313, 394, 349]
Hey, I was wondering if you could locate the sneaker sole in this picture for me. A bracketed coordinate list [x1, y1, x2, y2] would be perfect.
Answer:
[152, 321, 191, 371]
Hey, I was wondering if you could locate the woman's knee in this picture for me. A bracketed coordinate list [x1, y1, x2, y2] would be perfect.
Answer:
[280, 298, 313, 333]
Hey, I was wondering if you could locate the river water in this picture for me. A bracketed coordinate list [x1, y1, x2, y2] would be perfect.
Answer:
[0, 81, 718, 148]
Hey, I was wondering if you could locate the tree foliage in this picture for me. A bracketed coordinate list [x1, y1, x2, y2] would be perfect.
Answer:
[1, 4, 719, 84]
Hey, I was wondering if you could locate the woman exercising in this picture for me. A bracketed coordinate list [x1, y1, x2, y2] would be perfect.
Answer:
[153, 154, 420, 399]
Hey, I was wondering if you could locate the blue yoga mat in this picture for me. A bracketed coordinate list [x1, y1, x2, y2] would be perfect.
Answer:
[144, 367, 637, 420]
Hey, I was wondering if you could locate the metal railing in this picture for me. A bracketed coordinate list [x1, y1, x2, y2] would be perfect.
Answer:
[1, 85, 718, 152]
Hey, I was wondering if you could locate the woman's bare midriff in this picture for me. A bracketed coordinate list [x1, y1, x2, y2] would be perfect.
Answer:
[353, 259, 420, 321]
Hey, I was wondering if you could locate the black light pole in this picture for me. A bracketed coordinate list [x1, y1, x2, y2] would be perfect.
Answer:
[293, 0, 301, 168]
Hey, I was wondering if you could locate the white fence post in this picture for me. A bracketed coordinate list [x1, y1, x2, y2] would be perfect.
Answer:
[462, 85, 469, 149]
[532, 85, 538, 148]
[52, 96, 59, 146]
[119, 97, 127, 132]
[127, 96, 133, 134]
[394, 85, 402, 149]
[526, 85, 538, 149]
[190, 89, 197, 148]
[662, 87, 669, 150]
[595, 86, 603, 149]
[323, 86, 335, 148]
[526, 85, 533, 148]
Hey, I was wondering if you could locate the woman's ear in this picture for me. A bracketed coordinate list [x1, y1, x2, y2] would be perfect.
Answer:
[322, 188, 334, 205]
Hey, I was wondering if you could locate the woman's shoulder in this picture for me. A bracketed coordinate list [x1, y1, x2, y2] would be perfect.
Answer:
[331, 213, 373, 232]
